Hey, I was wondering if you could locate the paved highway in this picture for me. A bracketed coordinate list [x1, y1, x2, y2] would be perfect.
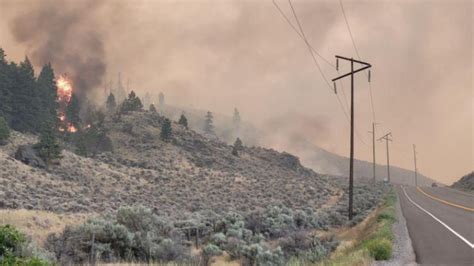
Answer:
[397, 186, 474, 265]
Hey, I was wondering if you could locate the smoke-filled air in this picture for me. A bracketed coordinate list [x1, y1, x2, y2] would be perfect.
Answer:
[0, 0, 472, 265]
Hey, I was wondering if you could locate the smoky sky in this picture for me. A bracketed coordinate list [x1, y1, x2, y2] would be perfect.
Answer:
[6, 0, 106, 99]
[0, 0, 472, 184]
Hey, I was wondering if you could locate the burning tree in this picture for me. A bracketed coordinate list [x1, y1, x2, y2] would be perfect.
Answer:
[56, 74, 79, 133]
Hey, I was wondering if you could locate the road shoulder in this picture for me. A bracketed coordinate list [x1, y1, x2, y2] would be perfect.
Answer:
[373, 186, 416, 266]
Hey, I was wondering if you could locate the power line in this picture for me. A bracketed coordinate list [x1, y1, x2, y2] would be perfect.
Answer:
[271, 0, 335, 68]
[287, 0, 332, 90]
[273, 0, 369, 147]
[273, 0, 352, 118]
[338, 0, 377, 123]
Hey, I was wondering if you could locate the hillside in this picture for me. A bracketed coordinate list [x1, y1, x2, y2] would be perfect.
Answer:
[156, 104, 435, 186]
[451, 172, 474, 192]
[0, 111, 389, 217]
[0, 110, 390, 264]
[282, 137, 437, 186]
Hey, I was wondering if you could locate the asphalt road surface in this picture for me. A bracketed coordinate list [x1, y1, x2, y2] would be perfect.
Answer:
[397, 186, 474, 265]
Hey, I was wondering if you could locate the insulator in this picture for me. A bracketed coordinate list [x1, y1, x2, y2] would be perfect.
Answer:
[333, 82, 337, 94]
[336, 58, 339, 71]
[368, 70, 371, 82]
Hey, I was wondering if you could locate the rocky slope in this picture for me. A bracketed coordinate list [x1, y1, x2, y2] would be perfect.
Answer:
[451, 172, 474, 192]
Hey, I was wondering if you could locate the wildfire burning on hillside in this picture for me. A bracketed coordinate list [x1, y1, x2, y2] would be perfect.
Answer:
[56, 74, 77, 133]
[57, 75, 72, 103]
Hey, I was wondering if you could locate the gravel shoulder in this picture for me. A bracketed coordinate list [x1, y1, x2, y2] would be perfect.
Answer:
[373, 187, 417, 266]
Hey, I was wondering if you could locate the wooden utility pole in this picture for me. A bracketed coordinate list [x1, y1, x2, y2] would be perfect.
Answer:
[368, 122, 378, 182]
[413, 144, 418, 187]
[332, 55, 372, 220]
[378, 132, 392, 183]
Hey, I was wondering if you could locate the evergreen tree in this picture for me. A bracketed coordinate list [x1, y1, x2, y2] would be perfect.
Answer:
[149, 103, 157, 113]
[232, 108, 241, 129]
[75, 110, 112, 157]
[232, 137, 243, 156]
[120, 90, 143, 113]
[0, 116, 10, 145]
[160, 118, 172, 141]
[37, 63, 58, 130]
[0, 48, 13, 122]
[66, 93, 81, 129]
[106, 92, 116, 113]
[10, 56, 42, 133]
[178, 113, 188, 129]
[204, 111, 214, 134]
[158, 92, 165, 106]
[34, 127, 62, 168]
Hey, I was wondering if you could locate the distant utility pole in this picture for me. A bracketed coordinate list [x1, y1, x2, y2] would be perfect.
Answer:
[378, 132, 393, 183]
[332, 55, 372, 221]
[413, 144, 418, 187]
[368, 122, 378, 182]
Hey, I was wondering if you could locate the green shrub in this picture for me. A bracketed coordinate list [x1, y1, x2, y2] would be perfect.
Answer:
[47, 206, 188, 264]
[202, 243, 222, 266]
[0, 116, 10, 145]
[377, 210, 396, 223]
[241, 244, 284, 266]
[0, 225, 49, 265]
[210, 233, 226, 247]
[0, 224, 26, 256]
[367, 239, 392, 260]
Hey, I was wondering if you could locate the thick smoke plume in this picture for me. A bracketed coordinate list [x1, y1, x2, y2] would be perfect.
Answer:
[9, 0, 106, 99]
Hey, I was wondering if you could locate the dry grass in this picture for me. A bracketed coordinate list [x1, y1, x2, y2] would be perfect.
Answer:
[0, 208, 91, 246]
[211, 251, 240, 266]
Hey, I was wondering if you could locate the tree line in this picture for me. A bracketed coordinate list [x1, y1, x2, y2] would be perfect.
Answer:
[0, 48, 58, 133]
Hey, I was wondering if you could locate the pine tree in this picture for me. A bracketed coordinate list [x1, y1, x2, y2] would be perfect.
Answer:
[75, 110, 112, 157]
[0, 48, 13, 123]
[37, 63, 58, 130]
[66, 93, 81, 129]
[204, 111, 214, 134]
[106, 92, 116, 113]
[232, 137, 243, 156]
[160, 118, 172, 141]
[178, 113, 188, 129]
[0, 116, 10, 145]
[10, 56, 42, 133]
[158, 92, 165, 106]
[120, 90, 143, 113]
[149, 103, 157, 113]
[34, 127, 62, 168]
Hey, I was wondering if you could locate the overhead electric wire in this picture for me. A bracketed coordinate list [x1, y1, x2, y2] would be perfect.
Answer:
[338, 0, 377, 123]
[272, 0, 351, 114]
[287, 0, 333, 90]
[273, 0, 369, 147]
[271, 0, 335, 69]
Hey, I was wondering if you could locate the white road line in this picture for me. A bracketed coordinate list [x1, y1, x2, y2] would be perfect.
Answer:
[401, 186, 474, 249]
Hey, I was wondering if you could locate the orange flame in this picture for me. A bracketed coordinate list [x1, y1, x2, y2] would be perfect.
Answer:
[57, 75, 72, 103]
[56, 74, 77, 133]
[68, 124, 77, 133]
